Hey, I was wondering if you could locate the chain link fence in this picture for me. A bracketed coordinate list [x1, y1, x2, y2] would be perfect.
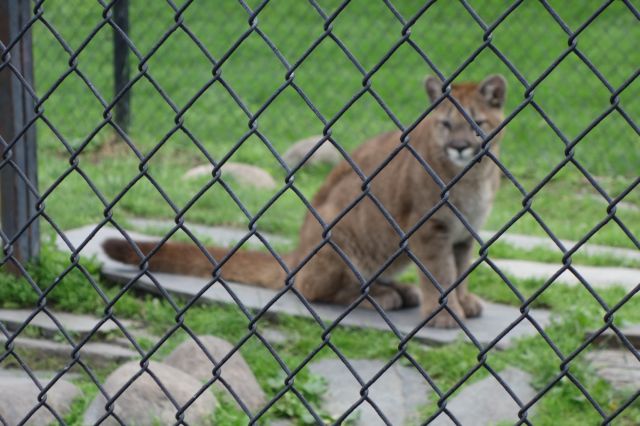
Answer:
[1, 0, 639, 424]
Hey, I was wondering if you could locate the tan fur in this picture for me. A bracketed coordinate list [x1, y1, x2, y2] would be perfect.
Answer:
[103, 75, 507, 328]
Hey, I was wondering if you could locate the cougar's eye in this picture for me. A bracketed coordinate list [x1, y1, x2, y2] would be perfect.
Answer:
[475, 120, 487, 127]
[440, 120, 452, 130]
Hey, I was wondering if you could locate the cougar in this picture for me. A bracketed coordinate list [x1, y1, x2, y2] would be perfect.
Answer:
[104, 74, 507, 328]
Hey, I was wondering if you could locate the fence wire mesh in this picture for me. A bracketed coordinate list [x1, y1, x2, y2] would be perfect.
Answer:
[1, 0, 639, 425]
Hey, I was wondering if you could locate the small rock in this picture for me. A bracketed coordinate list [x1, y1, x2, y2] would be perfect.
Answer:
[586, 349, 640, 389]
[282, 136, 341, 167]
[586, 324, 640, 350]
[0, 335, 138, 366]
[164, 336, 265, 412]
[309, 358, 431, 425]
[0, 374, 80, 426]
[83, 361, 217, 425]
[183, 162, 277, 189]
[430, 367, 536, 425]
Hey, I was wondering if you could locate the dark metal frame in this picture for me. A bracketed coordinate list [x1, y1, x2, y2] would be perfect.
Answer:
[0, 0, 40, 273]
[1, 0, 639, 425]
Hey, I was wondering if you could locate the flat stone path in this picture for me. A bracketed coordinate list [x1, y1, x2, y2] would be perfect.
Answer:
[0, 369, 80, 382]
[0, 308, 131, 339]
[491, 259, 638, 290]
[430, 367, 536, 425]
[0, 334, 138, 366]
[479, 230, 640, 263]
[57, 225, 551, 348]
[126, 221, 639, 289]
[127, 218, 291, 247]
[308, 358, 430, 425]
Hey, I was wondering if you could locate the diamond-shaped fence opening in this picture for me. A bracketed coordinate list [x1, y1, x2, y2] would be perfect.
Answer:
[1, 0, 639, 425]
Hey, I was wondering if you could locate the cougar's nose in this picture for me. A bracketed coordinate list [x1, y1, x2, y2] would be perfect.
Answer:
[448, 139, 471, 153]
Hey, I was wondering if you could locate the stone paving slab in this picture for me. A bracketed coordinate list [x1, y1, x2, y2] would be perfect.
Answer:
[430, 367, 536, 425]
[308, 358, 431, 425]
[57, 225, 552, 348]
[491, 259, 638, 291]
[88, 220, 639, 290]
[480, 231, 640, 263]
[0, 334, 138, 365]
[0, 368, 81, 382]
[112, 221, 639, 289]
[0, 308, 132, 339]
[127, 218, 291, 247]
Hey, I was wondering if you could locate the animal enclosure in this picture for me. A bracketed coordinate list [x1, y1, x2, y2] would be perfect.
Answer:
[1, 1, 639, 425]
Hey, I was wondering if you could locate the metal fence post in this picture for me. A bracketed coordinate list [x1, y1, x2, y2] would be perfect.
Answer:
[113, 0, 131, 134]
[0, 0, 40, 272]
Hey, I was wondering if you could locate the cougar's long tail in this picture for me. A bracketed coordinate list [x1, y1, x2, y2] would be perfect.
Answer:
[102, 238, 286, 289]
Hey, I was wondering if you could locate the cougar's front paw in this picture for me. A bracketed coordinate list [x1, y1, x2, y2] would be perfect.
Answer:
[363, 286, 404, 311]
[459, 293, 484, 318]
[421, 302, 465, 328]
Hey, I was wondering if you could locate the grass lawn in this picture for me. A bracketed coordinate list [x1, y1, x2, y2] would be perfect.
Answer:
[0, 1, 638, 425]
[32, 0, 639, 247]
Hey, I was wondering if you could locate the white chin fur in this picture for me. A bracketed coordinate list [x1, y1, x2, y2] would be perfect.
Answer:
[446, 147, 474, 167]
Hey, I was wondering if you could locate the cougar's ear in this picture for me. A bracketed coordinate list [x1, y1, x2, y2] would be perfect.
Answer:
[479, 74, 507, 108]
[425, 76, 443, 103]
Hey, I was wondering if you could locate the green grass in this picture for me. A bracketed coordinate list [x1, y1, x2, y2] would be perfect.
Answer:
[2, 1, 638, 425]
[30, 0, 639, 248]
[1, 241, 639, 425]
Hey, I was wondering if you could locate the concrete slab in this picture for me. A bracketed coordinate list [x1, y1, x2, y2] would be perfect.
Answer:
[480, 231, 640, 263]
[127, 218, 291, 247]
[84, 221, 639, 290]
[0, 369, 81, 383]
[491, 259, 638, 291]
[57, 225, 552, 348]
[0, 308, 131, 339]
[0, 334, 138, 366]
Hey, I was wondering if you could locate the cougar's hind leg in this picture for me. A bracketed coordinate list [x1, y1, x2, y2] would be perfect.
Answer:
[293, 246, 358, 304]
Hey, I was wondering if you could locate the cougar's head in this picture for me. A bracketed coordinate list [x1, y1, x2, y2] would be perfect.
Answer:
[424, 74, 507, 168]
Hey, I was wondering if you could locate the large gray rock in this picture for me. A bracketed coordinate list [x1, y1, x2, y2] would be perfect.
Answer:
[83, 361, 217, 425]
[308, 358, 431, 425]
[164, 336, 265, 412]
[0, 375, 80, 426]
[430, 367, 536, 425]
[586, 349, 640, 389]
[183, 162, 277, 189]
[282, 136, 341, 167]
